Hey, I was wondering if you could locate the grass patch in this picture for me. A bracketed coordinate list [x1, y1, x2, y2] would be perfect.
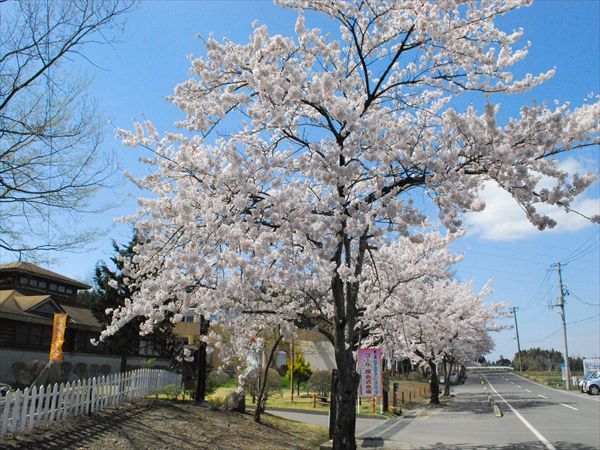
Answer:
[208, 379, 431, 415]
[519, 371, 583, 390]
[260, 413, 329, 448]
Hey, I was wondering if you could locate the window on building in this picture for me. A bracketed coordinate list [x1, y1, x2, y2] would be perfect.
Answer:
[65, 288, 73, 295]
[38, 280, 47, 289]
[73, 331, 102, 354]
[20, 276, 29, 285]
[28, 278, 38, 287]
[13, 324, 52, 350]
[49, 283, 57, 291]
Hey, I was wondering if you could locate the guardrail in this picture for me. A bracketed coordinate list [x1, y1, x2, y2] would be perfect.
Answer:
[0, 368, 181, 438]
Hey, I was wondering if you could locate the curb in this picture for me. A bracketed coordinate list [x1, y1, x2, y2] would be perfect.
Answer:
[320, 437, 390, 449]
[247, 405, 388, 419]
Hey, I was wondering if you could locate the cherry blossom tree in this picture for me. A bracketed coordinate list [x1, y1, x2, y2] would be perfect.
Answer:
[108, 1, 598, 448]
[376, 279, 503, 404]
[440, 329, 495, 396]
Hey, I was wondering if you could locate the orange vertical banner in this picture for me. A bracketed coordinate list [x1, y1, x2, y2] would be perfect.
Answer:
[49, 313, 68, 362]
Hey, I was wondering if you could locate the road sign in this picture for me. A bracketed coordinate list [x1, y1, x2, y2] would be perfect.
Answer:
[583, 358, 600, 377]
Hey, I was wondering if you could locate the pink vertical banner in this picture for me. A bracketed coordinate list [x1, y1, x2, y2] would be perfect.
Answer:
[358, 348, 382, 397]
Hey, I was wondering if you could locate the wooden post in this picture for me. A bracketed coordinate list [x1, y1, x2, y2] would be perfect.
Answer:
[290, 337, 294, 403]
[312, 393, 317, 408]
[370, 397, 375, 414]
[401, 391, 404, 404]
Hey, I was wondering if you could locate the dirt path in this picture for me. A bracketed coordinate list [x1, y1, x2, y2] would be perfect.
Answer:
[0, 398, 328, 450]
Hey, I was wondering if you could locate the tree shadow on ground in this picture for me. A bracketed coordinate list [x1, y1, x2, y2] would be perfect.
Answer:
[0, 401, 203, 450]
[442, 392, 555, 415]
[0, 403, 155, 449]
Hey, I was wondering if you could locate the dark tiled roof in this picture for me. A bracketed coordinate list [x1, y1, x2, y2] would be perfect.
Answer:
[0, 262, 91, 289]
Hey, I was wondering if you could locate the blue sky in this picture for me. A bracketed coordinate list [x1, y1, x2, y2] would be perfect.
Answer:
[3, 1, 598, 362]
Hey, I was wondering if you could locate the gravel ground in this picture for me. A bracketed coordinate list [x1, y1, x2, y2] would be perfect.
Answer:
[0, 398, 329, 450]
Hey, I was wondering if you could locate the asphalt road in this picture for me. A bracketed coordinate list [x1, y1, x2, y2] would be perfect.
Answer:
[358, 370, 600, 449]
[481, 371, 600, 449]
[271, 370, 600, 449]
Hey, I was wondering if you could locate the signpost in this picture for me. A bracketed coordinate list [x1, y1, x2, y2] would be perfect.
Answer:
[357, 348, 383, 414]
[583, 358, 600, 377]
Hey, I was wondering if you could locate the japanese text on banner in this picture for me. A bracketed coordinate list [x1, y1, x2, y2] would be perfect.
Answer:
[358, 348, 382, 397]
[49, 313, 68, 362]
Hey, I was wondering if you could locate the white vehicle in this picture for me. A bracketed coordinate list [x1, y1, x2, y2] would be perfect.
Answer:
[582, 371, 600, 395]
[579, 371, 597, 392]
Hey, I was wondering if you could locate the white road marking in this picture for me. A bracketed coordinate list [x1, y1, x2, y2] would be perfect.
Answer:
[516, 385, 522, 389]
[538, 394, 549, 399]
[560, 403, 578, 411]
[525, 389, 532, 393]
[374, 420, 402, 437]
[483, 374, 556, 450]
[513, 373, 600, 403]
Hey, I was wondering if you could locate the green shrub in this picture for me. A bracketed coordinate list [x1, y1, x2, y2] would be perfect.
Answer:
[153, 383, 180, 399]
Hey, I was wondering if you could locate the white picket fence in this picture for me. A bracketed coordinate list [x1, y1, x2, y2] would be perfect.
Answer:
[0, 369, 181, 438]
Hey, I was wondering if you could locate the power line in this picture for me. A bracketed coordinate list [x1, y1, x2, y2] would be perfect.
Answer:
[568, 289, 600, 307]
[526, 314, 600, 344]
[561, 229, 600, 265]
[567, 313, 600, 326]
[528, 327, 562, 344]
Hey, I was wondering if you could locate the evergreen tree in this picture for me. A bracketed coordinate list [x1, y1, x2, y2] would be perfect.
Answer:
[286, 352, 313, 395]
[90, 233, 181, 372]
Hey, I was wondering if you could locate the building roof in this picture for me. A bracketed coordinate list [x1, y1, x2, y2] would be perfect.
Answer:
[0, 262, 91, 289]
[0, 289, 101, 330]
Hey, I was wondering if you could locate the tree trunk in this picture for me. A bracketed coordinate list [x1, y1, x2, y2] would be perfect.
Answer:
[328, 369, 338, 439]
[194, 315, 209, 403]
[254, 334, 283, 423]
[443, 361, 453, 397]
[428, 360, 440, 405]
[332, 343, 358, 450]
[331, 275, 359, 450]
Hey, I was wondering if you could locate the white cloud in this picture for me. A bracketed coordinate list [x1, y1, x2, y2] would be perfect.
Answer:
[465, 158, 599, 241]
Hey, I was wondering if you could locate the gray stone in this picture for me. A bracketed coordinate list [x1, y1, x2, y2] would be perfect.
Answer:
[224, 391, 246, 412]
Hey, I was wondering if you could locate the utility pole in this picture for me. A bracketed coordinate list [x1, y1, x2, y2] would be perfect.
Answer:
[510, 306, 523, 373]
[550, 262, 571, 390]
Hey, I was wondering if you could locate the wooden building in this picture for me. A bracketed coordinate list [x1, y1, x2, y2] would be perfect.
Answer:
[0, 262, 166, 385]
